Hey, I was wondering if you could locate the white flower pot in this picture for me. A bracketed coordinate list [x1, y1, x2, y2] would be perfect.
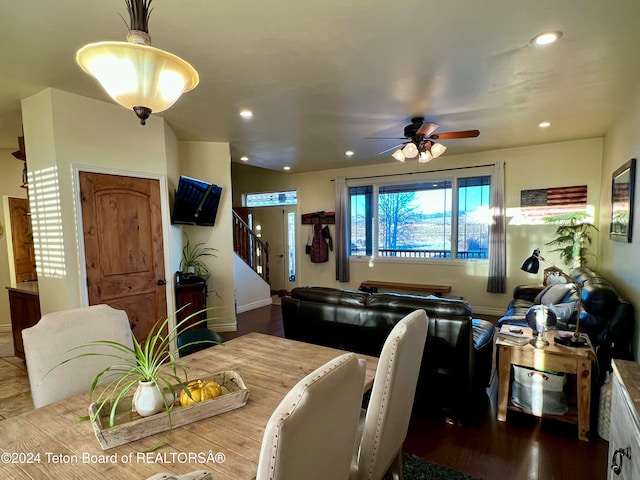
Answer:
[133, 381, 164, 417]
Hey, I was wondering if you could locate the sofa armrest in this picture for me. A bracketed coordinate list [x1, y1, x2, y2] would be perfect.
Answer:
[512, 284, 544, 302]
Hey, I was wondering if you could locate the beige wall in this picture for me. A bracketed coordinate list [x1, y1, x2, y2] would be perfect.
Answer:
[233, 137, 603, 315]
[599, 80, 640, 359]
[177, 142, 236, 331]
[0, 150, 29, 328]
[22, 89, 235, 334]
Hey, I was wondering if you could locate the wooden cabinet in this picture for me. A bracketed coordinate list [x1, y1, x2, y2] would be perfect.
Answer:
[175, 280, 207, 334]
[608, 360, 640, 479]
[7, 286, 41, 359]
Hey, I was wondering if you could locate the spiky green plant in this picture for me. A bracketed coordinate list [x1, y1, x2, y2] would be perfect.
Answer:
[543, 212, 599, 267]
[180, 233, 217, 280]
[52, 307, 220, 428]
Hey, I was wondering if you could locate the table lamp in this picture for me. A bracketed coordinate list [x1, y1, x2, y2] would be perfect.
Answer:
[525, 304, 557, 348]
[520, 249, 589, 347]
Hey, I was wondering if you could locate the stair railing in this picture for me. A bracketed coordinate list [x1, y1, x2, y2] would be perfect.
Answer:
[232, 211, 270, 284]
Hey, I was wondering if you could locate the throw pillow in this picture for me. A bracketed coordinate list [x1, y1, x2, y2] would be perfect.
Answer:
[547, 302, 577, 321]
[539, 284, 574, 305]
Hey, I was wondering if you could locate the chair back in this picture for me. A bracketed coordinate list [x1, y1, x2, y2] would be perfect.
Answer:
[22, 304, 134, 408]
[256, 352, 366, 480]
[353, 309, 428, 480]
[176, 328, 224, 357]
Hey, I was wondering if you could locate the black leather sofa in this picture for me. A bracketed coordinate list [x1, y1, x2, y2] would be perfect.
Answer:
[281, 286, 496, 421]
[498, 267, 634, 383]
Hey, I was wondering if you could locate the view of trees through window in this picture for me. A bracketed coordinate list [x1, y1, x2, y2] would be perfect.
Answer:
[350, 175, 490, 259]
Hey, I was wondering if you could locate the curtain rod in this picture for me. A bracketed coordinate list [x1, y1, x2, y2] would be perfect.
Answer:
[331, 163, 497, 182]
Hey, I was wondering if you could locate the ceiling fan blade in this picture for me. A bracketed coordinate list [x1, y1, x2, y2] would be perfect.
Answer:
[428, 129, 480, 140]
[416, 122, 439, 136]
[365, 137, 409, 140]
[377, 143, 405, 155]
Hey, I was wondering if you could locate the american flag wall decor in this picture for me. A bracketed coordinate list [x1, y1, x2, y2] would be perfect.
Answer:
[520, 185, 588, 207]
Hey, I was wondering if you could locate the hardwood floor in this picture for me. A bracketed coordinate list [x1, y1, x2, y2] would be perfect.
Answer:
[231, 304, 610, 480]
[0, 304, 609, 479]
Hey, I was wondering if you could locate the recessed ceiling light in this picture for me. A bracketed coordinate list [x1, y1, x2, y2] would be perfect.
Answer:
[532, 31, 562, 47]
[240, 155, 249, 161]
[538, 121, 551, 128]
[240, 110, 253, 118]
[345, 150, 354, 157]
[283, 166, 291, 171]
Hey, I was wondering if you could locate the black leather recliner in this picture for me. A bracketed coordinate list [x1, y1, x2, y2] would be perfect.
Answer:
[281, 286, 495, 421]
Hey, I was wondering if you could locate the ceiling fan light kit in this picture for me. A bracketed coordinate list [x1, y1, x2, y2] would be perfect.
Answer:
[76, 0, 199, 125]
[368, 117, 479, 163]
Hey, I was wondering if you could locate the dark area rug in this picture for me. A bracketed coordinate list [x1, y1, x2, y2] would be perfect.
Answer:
[383, 454, 482, 480]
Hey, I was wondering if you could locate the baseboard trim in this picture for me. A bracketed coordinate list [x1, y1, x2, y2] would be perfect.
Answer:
[0, 324, 12, 334]
[236, 297, 273, 314]
[210, 322, 238, 333]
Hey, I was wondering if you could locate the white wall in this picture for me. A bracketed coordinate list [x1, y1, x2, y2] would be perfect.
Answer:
[599, 81, 640, 360]
[233, 137, 603, 315]
[233, 253, 272, 313]
[0, 150, 29, 329]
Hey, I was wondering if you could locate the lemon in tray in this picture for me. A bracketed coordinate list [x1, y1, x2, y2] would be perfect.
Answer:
[180, 379, 223, 406]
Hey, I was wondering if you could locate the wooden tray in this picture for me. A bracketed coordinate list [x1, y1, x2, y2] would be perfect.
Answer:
[89, 370, 249, 450]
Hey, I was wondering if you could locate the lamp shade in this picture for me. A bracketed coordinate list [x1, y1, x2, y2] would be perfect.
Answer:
[418, 150, 433, 163]
[76, 41, 199, 118]
[521, 251, 540, 273]
[392, 149, 406, 162]
[430, 142, 447, 158]
[401, 142, 419, 158]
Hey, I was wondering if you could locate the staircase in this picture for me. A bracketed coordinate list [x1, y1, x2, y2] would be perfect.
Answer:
[232, 210, 270, 284]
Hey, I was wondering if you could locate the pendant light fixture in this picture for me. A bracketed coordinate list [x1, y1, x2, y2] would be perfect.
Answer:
[76, 0, 199, 125]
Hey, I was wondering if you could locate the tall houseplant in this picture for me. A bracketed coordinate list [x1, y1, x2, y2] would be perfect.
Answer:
[543, 212, 598, 268]
[180, 233, 217, 280]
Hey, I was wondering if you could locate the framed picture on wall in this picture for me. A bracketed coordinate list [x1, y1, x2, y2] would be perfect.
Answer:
[610, 158, 636, 243]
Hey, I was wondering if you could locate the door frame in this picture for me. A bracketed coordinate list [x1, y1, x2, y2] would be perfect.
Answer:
[72, 164, 176, 323]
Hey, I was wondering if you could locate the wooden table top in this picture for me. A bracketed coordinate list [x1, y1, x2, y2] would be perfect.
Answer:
[0, 333, 378, 479]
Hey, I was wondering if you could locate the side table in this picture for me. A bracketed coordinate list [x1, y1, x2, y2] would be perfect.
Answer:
[496, 327, 597, 441]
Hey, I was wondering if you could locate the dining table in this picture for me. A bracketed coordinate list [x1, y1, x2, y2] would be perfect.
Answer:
[0, 332, 379, 479]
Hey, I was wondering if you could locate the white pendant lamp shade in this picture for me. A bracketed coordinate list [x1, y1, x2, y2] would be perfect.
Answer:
[76, 40, 199, 124]
[402, 142, 419, 158]
[392, 149, 406, 162]
[430, 142, 447, 158]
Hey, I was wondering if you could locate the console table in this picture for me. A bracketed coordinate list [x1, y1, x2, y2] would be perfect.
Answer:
[359, 280, 451, 297]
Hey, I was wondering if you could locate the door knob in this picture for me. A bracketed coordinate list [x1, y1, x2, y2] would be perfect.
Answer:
[157, 279, 167, 286]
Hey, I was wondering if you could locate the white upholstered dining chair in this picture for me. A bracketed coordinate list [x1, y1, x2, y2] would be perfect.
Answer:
[350, 309, 429, 480]
[256, 352, 366, 480]
[22, 304, 135, 408]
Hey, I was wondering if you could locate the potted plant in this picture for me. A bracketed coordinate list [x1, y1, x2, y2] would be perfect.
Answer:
[56, 307, 220, 428]
[543, 212, 599, 268]
[180, 233, 217, 281]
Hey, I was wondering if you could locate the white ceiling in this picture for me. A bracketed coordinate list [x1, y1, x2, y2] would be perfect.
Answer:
[2, 1, 640, 173]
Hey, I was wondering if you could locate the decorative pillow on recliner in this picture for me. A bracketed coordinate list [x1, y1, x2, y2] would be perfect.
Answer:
[546, 302, 577, 321]
[534, 283, 574, 305]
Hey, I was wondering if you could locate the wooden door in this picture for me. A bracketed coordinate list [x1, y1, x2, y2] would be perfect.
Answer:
[80, 172, 167, 343]
[8, 197, 37, 283]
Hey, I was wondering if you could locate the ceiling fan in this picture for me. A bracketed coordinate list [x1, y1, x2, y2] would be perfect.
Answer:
[367, 117, 480, 163]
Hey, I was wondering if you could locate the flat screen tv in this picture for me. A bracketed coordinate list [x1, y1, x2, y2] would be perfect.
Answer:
[171, 176, 223, 226]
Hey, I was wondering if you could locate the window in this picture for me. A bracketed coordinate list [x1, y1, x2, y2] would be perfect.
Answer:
[349, 175, 491, 260]
[245, 190, 297, 207]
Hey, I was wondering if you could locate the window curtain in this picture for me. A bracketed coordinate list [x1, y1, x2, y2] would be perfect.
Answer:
[487, 162, 506, 293]
[334, 177, 350, 282]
